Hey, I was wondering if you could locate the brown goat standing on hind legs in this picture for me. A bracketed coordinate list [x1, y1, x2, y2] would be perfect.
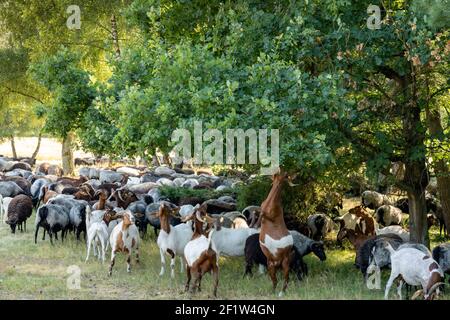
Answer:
[259, 172, 295, 297]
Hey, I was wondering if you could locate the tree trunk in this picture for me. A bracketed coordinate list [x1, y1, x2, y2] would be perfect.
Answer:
[31, 132, 42, 162]
[10, 136, 17, 159]
[111, 14, 121, 59]
[426, 105, 450, 236]
[402, 77, 429, 245]
[61, 132, 75, 176]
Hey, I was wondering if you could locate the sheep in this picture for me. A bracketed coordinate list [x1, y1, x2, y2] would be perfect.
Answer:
[46, 196, 90, 240]
[181, 179, 199, 189]
[183, 206, 219, 297]
[179, 204, 195, 217]
[432, 243, 450, 281]
[154, 166, 175, 176]
[30, 178, 50, 206]
[154, 202, 193, 278]
[128, 182, 157, 194]
[0, 181, 24, 198]
[384, 245, 444, 300]
[307, 213, 334, 241]
[116, 166, 140, 177]
[375, 205, 403, 226]
[108, 210, 140, 275]
[4, 176, 31, 195]
[289, 230, 327, 261]
[99, 170, 123, 185]
[157, 178, 175, 187]
[361, 190, 392, 210]
[5, 194, 33, 233]
[210, 218, 259, 257]
[47, 165, 63, 176]
[376, 225, 410, 242]
[355, 233, 404, 278]
[34, 204, 70, 244]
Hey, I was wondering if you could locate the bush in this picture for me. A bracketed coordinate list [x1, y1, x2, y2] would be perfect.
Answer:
[158, 186, 236, 204]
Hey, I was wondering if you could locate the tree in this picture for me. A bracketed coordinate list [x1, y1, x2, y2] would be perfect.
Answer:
[30, 49, 95, 174]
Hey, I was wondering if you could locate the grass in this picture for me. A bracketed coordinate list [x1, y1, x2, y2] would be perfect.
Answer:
[0, 203, 449, 300]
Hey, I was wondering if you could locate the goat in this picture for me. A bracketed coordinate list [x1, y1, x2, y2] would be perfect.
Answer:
[384, 245, 444, 300]
[259, 173, 294, 296]
[337, 228, 372, 252]
[183, 206, 219, 297]
[5, 194, 33, 233]
[155, 202, 193, 278]
[108, 210, 140, 275]
[85, 220, 109, 263]
[210, 217, 258, 257]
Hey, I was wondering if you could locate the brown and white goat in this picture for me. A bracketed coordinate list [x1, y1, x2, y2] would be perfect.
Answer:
[259, 173, 294, 296]
[183, 205, 219, 297]
[385, 244, 444, 300]
[108, 210, 140, 275]
[337, 228, 373, 252]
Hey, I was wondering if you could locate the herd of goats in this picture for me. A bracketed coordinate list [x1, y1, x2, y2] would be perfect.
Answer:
[0, 156, 449, 299]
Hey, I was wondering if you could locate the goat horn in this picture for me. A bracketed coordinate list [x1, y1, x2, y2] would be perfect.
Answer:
[117, 190, 124, 202]
[427, 282, 445, 296]
[411, 289, 424, 300]
[196, 210, 205, 223]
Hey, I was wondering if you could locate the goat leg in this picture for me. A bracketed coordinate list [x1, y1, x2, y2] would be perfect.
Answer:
[212, 264, 219, 298]
[267, 262, 278, 293]
[185, 266, 191, 292]
[126, 254, 131, 273]
[108, 252, 116, 276]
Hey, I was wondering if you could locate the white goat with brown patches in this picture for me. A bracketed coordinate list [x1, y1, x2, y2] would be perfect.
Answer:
[384, 244, 444, 300]
[108, 210, 140, 275]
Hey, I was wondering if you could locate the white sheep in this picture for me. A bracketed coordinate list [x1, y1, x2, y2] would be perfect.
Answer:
[376, 225, 410, 242]
[375, 205, 403, 226]
[362, 190, 392, 210]
[384, 244, 444, 300]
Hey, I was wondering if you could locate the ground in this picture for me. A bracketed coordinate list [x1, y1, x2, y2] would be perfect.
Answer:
[0, 198, 448, 300]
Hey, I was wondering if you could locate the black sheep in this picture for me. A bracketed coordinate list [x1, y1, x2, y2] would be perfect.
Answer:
[244, 233, 307, 280]
[35, 204, 70, 245]
[6, 194, 33, 233]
